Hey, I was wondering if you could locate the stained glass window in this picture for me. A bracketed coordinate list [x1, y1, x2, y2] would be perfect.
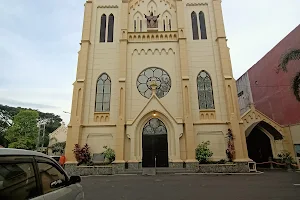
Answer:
[143, 118, 167, 135]
[137, 67, 171, 99]
[100, 14, 106, 42]
[95, 73, 111, 112]
[199, 11, 207, 40]
[197, 71, 214, 109]
[191, 12, 199, 40]
[134, 20, 137, 32]
[107, 14, 114, 42]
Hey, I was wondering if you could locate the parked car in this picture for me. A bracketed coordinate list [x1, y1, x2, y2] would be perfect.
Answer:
[0, 148, 84, 200]
[50, 156, 61, 162]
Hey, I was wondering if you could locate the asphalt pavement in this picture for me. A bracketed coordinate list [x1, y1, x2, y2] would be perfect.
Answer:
[81, 171, 300, 200]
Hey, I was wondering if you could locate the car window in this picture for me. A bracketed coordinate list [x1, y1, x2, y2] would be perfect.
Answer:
[0, 163, 38, 200]
[37, 162, 66, 194]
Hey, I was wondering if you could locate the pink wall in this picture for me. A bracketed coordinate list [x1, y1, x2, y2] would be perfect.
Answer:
[247, 25, 300, 126]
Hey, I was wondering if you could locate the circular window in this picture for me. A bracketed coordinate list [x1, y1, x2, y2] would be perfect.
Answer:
[137, 67, 171, 99]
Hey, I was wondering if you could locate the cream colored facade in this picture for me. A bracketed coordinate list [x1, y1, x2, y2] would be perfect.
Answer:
[48, 123, 67, 156]
[65, 0, 250, 166]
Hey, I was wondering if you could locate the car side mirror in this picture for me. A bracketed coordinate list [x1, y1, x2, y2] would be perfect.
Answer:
[69, 176, 81, 185]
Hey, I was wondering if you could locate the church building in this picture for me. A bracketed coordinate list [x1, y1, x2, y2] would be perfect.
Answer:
[65, 0, 251, 171]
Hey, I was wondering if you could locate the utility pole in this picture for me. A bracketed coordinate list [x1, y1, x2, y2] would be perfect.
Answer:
[36, 119, 47, 150]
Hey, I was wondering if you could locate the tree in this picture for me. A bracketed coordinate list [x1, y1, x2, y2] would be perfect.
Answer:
[5, 110, 39, 150]
[50, 141, 66, 155]
[0, 105, 21, 147]
[0, 104, 63, 147]
[277, 49, 300, 101]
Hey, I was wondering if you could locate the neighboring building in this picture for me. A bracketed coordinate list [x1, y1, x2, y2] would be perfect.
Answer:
[65, 0, 253, 170]
[237, 25, 300, 163]
[48, 123, 67, 156]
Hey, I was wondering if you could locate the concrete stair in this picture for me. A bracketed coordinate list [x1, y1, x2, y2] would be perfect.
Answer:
[156, 168, 194, 174]
[120, 168, 194, 175]
[142, 168, 156, 176]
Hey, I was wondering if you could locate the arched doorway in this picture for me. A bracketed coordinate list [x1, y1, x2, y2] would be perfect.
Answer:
[246, 121, 283, 163]
[247, 127, 273, 163]
[142, 118, 169, 167]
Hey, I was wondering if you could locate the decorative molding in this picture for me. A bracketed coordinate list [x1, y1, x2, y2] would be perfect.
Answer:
[82, 124, 116, 127]
[97, 5, 118, 8]
[119, 78, 126, 82]
[197, 131, 224, 135]
[77, 79, 85, 82]
[129, 0, 175, 11]
[132, 48, 175, 55]
[186, 3, 208, 6]
[193, 121, 228, 125]
[224, 75, 233, 80]
[182, 76, 189, 80]
[128, 31, 178, 43]
[241, 105, 284, 135]
[94, 112, 110, 123]
[126, 94, 183, 125]
[199, 110, 216, 120]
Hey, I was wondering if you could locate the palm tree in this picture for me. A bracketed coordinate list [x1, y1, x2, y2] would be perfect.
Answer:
[277, 49, 300, 101]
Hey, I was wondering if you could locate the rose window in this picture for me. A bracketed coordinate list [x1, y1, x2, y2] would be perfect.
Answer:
[137, 67, 171, 99]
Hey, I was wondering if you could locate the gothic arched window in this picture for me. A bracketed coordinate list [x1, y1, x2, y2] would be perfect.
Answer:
[134, 20, 137, 32]
[191, 12, 199, 40]
[199, 11, 207, 40]
[100, 14, 106, 42]
[197, 71, 214, 109]
[95, 73, 111, 112]
[107, 14, 114, 42]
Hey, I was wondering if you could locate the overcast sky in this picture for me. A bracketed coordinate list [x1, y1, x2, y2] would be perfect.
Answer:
[0, 0, 299, 123]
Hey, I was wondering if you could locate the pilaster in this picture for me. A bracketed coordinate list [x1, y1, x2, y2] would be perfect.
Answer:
[114, 0, 129, 164]
[65, 0, 93, 162]
[212, 0, 249, 161]
[176, 0, 196, 162]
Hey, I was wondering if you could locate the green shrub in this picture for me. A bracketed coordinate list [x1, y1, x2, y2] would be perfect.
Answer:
[195, 141, 213, 163]
[278, 150, 294, 164]
[103, 146, 115, 163]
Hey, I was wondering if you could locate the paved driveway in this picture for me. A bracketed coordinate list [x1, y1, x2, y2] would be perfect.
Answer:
[81, 171, 300, 200]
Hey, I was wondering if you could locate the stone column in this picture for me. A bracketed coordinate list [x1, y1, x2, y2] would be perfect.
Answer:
[212, 0, 249, 162]
[65, 0, 93, 163]
[113, 0, 129, 173]
[175, 0, 197, 167]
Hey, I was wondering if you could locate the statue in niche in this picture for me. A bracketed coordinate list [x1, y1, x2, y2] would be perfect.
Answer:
[144, 12, 160, 28]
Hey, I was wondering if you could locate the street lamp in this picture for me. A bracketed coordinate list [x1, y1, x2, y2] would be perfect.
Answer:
[63, 111, 71, 114]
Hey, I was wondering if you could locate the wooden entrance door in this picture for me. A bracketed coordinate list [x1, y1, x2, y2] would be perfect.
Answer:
[142, 118, 168, 167]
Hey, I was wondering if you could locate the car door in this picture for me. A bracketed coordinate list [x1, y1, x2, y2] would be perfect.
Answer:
[35, 157, 83, 200]
[0, 156, 44, 200]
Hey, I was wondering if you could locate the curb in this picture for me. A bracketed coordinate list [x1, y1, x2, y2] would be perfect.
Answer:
[175, 171, 264, 175]
[81, 174, 138, 178]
